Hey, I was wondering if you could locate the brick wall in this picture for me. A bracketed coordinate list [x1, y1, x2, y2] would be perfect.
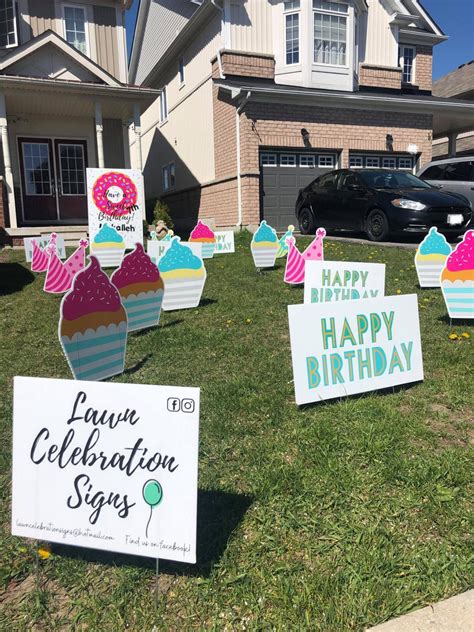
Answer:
[211, 50, 275, 80]
[359, 64, 402, 90]
[415, 46, 433, 92]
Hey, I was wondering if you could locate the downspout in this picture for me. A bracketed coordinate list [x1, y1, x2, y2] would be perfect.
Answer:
[211, 0, 226, 79]
[236, 91, 251, 229]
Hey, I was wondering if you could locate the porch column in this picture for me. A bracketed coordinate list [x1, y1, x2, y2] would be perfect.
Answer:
[122, 121, 131, 169]
[448, 132, 457, 157]
[95, 102, 105, 168]
[133, 103, 143, 171]
[0, 93, 17, 228]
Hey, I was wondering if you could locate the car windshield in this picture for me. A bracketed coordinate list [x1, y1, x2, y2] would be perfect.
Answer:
[359, 170, 432, 189]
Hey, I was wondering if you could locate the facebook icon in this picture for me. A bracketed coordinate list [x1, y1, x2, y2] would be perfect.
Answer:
[167, 398, 181, 412]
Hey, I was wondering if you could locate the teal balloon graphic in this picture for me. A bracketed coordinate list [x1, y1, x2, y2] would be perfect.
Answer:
[143, 480, 163, 539]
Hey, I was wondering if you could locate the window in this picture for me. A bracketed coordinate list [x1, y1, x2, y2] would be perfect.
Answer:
[178, 57, 185, 84]
[399, 46, 415, 84]
[349, 155, 363, 168]
[285, 5, 300, 65]
[63, 5, 88, 55]
[280, 154, 297, 166]
[160, 86, 168, 122]
[162, 163, 175, 191]
[443, 160, 474, 182]
[300, 155, 316, 167]
[365, 156, 380, 168]
[318, 172, 337, 190]
[421, 164, 445, 180]
[398, 157, 413, 170]
[382, 157, 397, 169]
[58, 143, 86, 195]
[340, 172, 360, 189]
[260, 153, 277, 166]
[313, 0, 348, 66]
[0, 0, 17, 48]
[22, 143, 52, 196]
[318, 155, 335, 167]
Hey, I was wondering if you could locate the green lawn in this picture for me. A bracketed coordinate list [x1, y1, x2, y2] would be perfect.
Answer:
[0, 232, 472, 631]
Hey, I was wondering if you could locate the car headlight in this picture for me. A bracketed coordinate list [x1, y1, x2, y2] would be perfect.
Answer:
[391, 199, 427, 211]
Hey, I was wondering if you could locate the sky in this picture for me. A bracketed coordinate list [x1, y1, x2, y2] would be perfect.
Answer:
[125, 0, 474, 80]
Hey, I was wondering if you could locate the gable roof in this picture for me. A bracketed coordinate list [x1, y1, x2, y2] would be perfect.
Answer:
[0, 30, 122, 87]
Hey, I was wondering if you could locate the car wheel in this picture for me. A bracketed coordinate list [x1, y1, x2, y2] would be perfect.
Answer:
[298, 208, 315, 235]
[366, 209, 390, 242]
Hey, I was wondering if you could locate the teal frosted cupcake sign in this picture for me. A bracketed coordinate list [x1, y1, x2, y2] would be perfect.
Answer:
[414, 227, 451, 288]
[158, 237, 207, 311]
[251, 220, 279, 269]
[90, 223, 126, 269]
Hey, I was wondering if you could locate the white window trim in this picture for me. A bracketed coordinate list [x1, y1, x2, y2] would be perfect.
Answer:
[318, 154, 335, 167]
[382, 157, 397, 169]
[0, 0, 18, 49]
[280, 154, 297, 167]
[365, 157, 380, 167]
[62, 3, 90, 56]
[399, 45, 416, 84]
[260, 153, 277, 166]
[313, 0, 349, 68]
[299, 155, 316, 167]
[178, 57, 185, 86]
[159, 86, 168, 124]
[284, 3, 300, 67]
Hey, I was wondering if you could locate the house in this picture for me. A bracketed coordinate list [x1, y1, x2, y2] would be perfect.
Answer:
[130, 0, 474, 231]
[432, 60, 474, 159]
[0, 0, 158, 246]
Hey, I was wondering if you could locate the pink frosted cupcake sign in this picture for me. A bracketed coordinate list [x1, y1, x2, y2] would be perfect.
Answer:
[111, 243, 165, 332]
[189, 221, 216, 259]
[59, 256, 128, 381]
[440, 230, 474, 319]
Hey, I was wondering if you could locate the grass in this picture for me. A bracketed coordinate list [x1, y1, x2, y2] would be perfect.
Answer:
[0, 232, 472, 631]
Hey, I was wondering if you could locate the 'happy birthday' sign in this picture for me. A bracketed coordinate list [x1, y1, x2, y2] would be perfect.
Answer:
[12, 377, 199, 562]
[288, 295, 423, 404]
[304, 261, 385, 304]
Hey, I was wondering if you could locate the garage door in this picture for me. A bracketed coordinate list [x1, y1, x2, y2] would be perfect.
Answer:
[349, 153, 415, 170]
[260, 151, 338, 230]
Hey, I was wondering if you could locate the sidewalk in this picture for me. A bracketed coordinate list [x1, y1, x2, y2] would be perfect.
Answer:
[367, 590, 474, 631]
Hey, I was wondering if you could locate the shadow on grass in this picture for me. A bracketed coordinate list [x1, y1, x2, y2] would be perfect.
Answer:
[298, 380, 421, 411]
[437, 314, 473, 327]
[0, 263, 34, 296]
[51, 489, 253, 578]
[199, 298, 218, 307]
[160, 319, 184, 329]
[123, 354, 152, 375]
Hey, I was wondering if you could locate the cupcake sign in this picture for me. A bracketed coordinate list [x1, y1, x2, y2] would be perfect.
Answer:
[189, 221, 216, 259]
[251, 220, 278, 269]
[415, 227, 451, 288]
[158, 238, 207, 311]
[440, 229, 474, 319]
[12, 377, 199, 563]
[87, 168, 144, 251]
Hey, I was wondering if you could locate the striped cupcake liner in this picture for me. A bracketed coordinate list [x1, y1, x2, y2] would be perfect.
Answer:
[162, 277, 205, 311]
[441, 281, 474, 319]
[61, 322, 128, 381]
[415, 262, 444, 288]
[252, 247, 277, 269]
[91, 248, 125, 269]
[122, 289, 164, 332]
[200, 243, 215, 259]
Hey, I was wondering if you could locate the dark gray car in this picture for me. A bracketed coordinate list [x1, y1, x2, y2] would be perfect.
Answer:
[418, 157, 474, 207]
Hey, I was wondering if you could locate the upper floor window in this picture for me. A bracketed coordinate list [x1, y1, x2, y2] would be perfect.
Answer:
[63, 5, 88, 55]
[284, 1, 300, 65]
[313, 0, 348, 66]
[0, 0, 18, 48]
[160, 86, 168, 122]
[178, 57, 185, 84]
[399, 46, 415, 84]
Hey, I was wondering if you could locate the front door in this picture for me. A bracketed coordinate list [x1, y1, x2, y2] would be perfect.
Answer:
[19, 137, 88, 223]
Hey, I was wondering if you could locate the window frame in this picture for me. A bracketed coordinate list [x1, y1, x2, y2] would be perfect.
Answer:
[299, 155, 316, 168]
[178, 56, 185, 85]
[365, 156, 380, 168]
[260, 153, 278, 167]
[57, 142, 86, 196]
[159, 86, 168, 123]
[0, 0, 18, 49]
[280, 154, 297, 167]
[318, 154, 335, 167]
[313, 0, 349, 67]
[398, 157, 414, 170]
[62, 3, 89, 56]
[382, 157, 397, 169]
[162, 162, 175, 192]
[284, 1, 300, 66]
[399, 45, 416, 84]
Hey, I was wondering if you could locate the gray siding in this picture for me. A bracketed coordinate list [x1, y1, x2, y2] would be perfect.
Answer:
[135, 0, 196, 85]
[28, 0, 55, 38]
[93, 5, 119, 79]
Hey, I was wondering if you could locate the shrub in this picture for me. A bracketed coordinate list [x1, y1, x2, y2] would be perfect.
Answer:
[145, 199, 174, 230]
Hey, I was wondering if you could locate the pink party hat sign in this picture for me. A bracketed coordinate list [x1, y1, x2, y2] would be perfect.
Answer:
[284, 237, 305, 285]
[302, 227, 326, 261]
[44, 235, 73, 294]
[111, 243, 165, 332]
[59, 256, 128, 380]
[30, 239, 49, 273]
[64, 239, 88, 277]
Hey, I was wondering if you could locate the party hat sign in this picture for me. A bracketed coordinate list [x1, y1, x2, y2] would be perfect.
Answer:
[44, 235, 73, 294]
[440, 229, 474, 319]
[158, 238, 207, 311]
[304, 261, 386, 304]
[59, 256, 128, 381]
[111, 243, 165, 332]
[12, 377, 199, 563]
[64, 239, 89, 277]
[189, 220, 216, 259]
[30, 239, 49, 272]
[251, 220, 278, 268]
[288, 294, 423, 405]
[415, 227, 451, 288]
[302, 227, 326, 261]
[277, 225, 295, 258]
[284, 237, 305, 285]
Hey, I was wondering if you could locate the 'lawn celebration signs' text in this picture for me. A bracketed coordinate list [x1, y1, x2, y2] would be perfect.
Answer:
[12, 378, 199, 562]
[288, 295, 423, 404]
